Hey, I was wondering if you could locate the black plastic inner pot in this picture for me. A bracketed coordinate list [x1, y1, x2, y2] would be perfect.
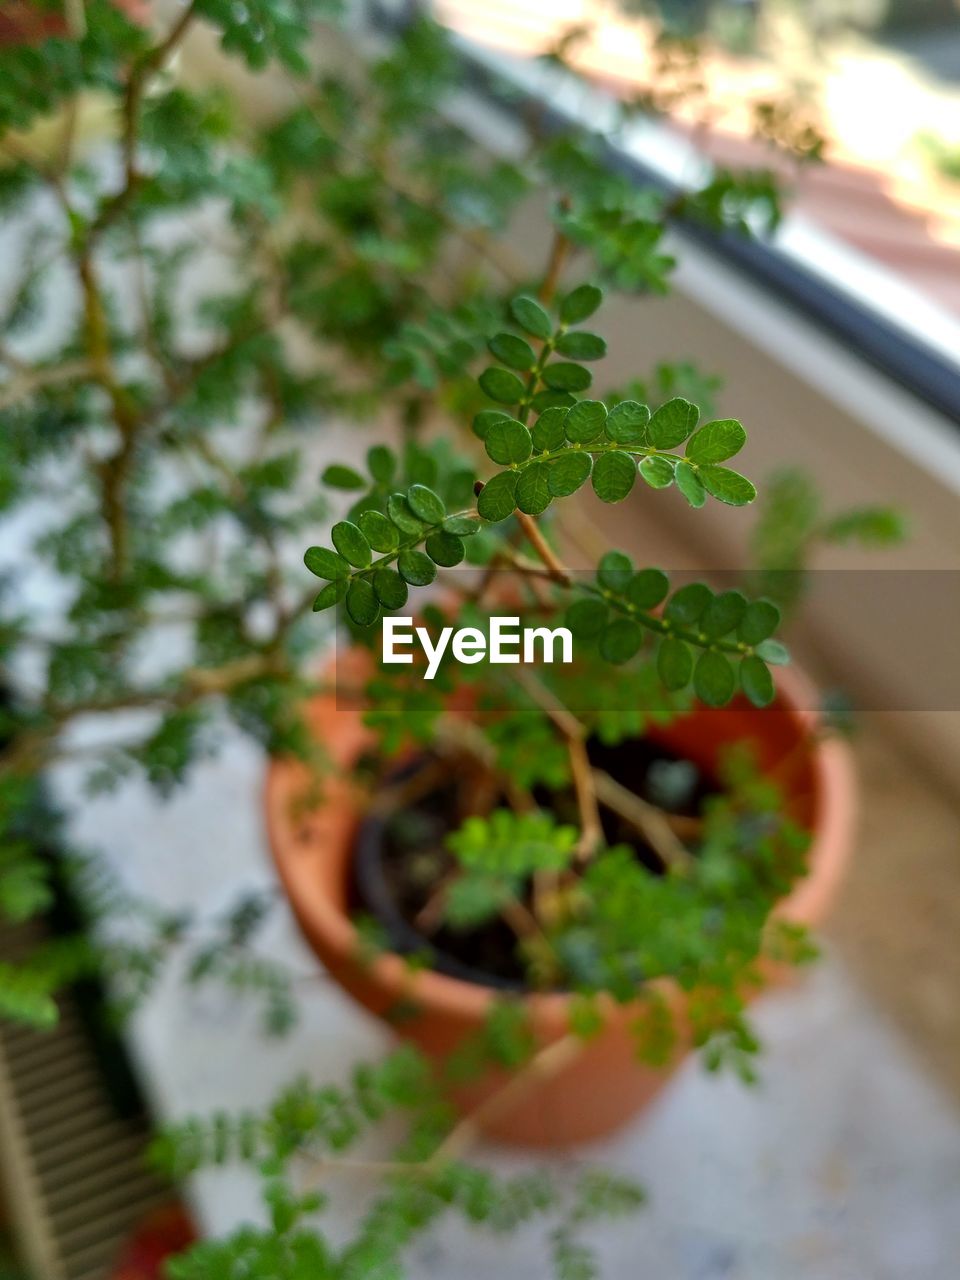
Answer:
[351, 741, 715, 993]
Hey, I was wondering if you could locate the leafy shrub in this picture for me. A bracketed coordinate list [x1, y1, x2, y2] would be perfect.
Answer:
[0, 4, 899, 1275]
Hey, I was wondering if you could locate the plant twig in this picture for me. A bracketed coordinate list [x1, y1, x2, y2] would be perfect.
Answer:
[63, 0, 86, 39]
[0, 359, 96, 411]
[70, 241, 143, 579]
[592, 770, 695, 873]
[567, 738, 604, 864]
[538, 218, 571, 305]
[413, 872, 457, 936]
[426, 1033, 582, 1167]
[129, 224, 178, 393]
[56, 95, 79, 176]
[514, 511, 571, 588]
[433, 714, 532, 817]
[367, 758, 451, 820]
[301, 1035, 583, 1186]
[512, 670, 602, 865]
[93, 0, 202, 237]
[505, 636, 697, 873]
[182, 653, 280, 695]
[302, 1153, 419, 1180]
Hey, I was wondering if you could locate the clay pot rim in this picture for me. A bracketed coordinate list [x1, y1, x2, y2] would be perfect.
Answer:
[264, 663, 856, 1032]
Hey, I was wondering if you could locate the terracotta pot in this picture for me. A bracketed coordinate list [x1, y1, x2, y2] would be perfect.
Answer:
[265, 661, 856, 1147]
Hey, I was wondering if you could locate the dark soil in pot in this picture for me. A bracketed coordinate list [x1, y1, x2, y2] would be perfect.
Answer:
[351, 736, 721, 991]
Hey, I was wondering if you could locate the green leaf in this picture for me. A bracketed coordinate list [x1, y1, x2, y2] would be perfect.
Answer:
[312, 579, 347, 612]
[597, 550, 633, 590]
[397, 549, 437, 586]
[738, 599, 780, 645]
[373, 568, 409, 610]
[685, 418, 746, 464]
[599, 619, 644, 664]
[700, 466, 756, 506]
[358, 510, 399, 553]
[473, 409, 510, 441]
[548, 452, 592, 497]
[448, 810, 578, 877]
[485, 418, 533, 466]
[331, 521, 371, 568]
[592, 451, 637, 503]
[821, 507, 907, 546]
[664, 582, 712, 626]
[445, 468, 474, 508]
[510, 294, 553, 340]
[445, 874, 515, 929]
[479, 366, 527, 405]
[443, 515, 481, 536]
[694, 650, 736, 707]
[407, 484, 446, 525]
[740, 655, 775, 707]
[321, 464, 365, 490]
[605, 400, 650, 447]
[639, 456, 675, 489]
[756, 639, 790, 665]
[564, 400, 607, 444]
[425, 530, 465, 566]
[304, 546, 350, 580]
[532, 406, 567, 452]
[476, 471, 518, 522]
[569, 995, 605, 1040]
[387, 493, 425, 535]
[701, 590, 747, 639]
[367, 444, 396, 484]
[552, 1236, 596, 1280]
[647, 397, 699, 449]
[627, 568, 669, 609]
[571, 1169, 646, 1219]
[542, 362, 592, 392]
[554, 331, 607, 360]
[0, 986, 57, 1031]
[559, 283, 603, 324]
[658, 636, 693, 690]
[566, 598, 608, 639]
[346, 578, 379, 627]
[404, 445, 439, 488]
[674, 462, 706, 508]
[488, 332, 537, 370]
[516, 462, 553, 515]
[531, 388, 576, 412]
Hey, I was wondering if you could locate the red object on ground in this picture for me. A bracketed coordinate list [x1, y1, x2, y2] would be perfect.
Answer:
[0, 3, 65, 43]
[110, 1205, 196, 1280]
[0, 1, 147, 46]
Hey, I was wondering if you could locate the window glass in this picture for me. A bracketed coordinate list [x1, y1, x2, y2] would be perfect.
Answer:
[432, 0, 960, 360]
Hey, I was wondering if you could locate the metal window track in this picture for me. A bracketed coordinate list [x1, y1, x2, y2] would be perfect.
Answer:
[0, 923, 172, 1280]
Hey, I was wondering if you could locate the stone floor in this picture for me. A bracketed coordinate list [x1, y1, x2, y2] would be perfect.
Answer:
[829, 725, 960, 1101]
[50, 715, 960, 1279]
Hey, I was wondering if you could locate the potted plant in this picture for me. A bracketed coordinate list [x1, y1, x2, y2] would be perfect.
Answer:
[0, 1, 902, 1273]
[263, 267, 860, 1145]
